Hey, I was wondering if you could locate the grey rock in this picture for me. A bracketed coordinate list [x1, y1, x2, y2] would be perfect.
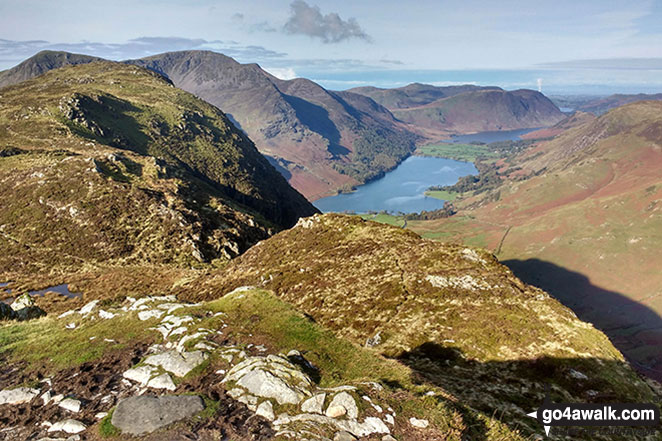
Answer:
[0, 387, 40, 405]
[48, 419, 86, 434]
[111, 395, 204, 435]
[147, 373, 176, 391]
[58, 398, 81, 413]
[256, 400, 275, 421]
[123, 365, 158, 385]
[409, 417, 429, 428]
[301, 393, 326, 414]
[334, 431, 357, 441]
[327, 392, 358, 419]
[79, 300, 99, 315]
[10, 293, 34, 311]
[144, 350, 207, 377]
[223, 355, 312, 405]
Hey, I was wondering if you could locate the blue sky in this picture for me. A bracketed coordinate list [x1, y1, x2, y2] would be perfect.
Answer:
[1, 0, 662, 93]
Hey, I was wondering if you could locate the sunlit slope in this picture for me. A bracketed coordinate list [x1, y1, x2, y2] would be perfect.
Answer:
[409, 101, 662, 380]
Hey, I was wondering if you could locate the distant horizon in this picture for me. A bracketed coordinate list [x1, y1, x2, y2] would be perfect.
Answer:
[3, 46, 662, 96]
[2, 0, 661, 95]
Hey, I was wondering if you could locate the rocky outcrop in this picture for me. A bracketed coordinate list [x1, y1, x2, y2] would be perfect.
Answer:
[111, 395, 205, 435]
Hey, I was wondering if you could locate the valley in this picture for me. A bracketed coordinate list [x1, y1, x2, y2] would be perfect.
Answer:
[0, 30, 661, 441]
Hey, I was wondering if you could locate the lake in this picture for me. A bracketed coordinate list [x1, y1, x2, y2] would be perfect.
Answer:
[443, 128, 538, 144]
[314, 156, 477, 214]
[314, 128, 531, 214]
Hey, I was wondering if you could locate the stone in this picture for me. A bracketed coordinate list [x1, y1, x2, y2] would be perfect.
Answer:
[409, 417, 429, 428]
[382, 435, 397, 441]
[334, 431, 357, 441]
[237, 370, 305, 405]
[10, 293, 34, 311]
[256, 400, 275, 421]
[65, 323, 76, 329]
[15, 305, 46, 321]
[326, 405, 347, 418]
[98, 310, 115, 319]
[58, 310, 74, 319]
[223, 355, 312, 405]
[147, 373, 176, 391]
[48, 419, 86, 434]
[111, 395, 204, 435]
[138, 309, 165, 321]
[0, 302, 16, 320]
[79, 300, 99, 315]
[144, 350, 208, 377]
[95, 412, 108, 420]
[123, 365, 158, 385]
[0, 387, 40, 405]
[365, 331, 382, 348]
[301, 393, 326, 414]
[327, 392, 358, 420]
[58, 398, 81, 413]
[41, 390, 52, 405]
[384, 414, 395, 425]
[273, 413, 390, 437]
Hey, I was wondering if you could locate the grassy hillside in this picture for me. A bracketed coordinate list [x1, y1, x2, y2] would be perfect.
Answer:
[0, 61, 316, 284]
[407, 101, 662, 382]
[174, 214, 658, 439]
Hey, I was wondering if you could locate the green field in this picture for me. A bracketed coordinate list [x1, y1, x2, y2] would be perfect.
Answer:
[416, 143, 499, 162]
[359, 213, 405, 227]
[424, 190, 459, 201]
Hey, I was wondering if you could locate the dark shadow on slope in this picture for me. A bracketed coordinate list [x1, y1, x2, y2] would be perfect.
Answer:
[503, 258, 662, 381]
[282, 94, 348, 158]
[265, 155, 292, 180]
[396, 343, 661, 440]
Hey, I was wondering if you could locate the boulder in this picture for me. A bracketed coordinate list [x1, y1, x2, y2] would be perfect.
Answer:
[144, 350, 208, 377]
[123, 365, 158, 385]
[0, 302, 16, 320]
[334, 431, 357, 441]
[223, 355, 313, 405]
[111, 395, 204, 435]
[58, 398, 81, 413]
[256, 400, 275, 421]
[409, 417, 429, 428]
[327, 392, 358, 419]
[147, 373, 176, 391]
[79, 300, 99, 315]
[15, 305, 46, 320]
[0, 387, 40, 405]
[10, 293, 33, 311]
[48, 419, 86, 434]
[301, 393, 326, 414]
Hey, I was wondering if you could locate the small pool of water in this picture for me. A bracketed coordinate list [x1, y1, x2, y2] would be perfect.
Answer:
[1, 283, 81, 304]
[29, 284, 81, 299]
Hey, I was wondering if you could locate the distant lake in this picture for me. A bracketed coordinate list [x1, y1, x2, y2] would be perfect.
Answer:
[314, 128, 531, 214]
[443, 127, 538, 144]
[314, 156, 477, 214]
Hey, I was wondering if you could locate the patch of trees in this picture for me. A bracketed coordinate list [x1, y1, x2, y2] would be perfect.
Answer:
[333, 127, 418, 183]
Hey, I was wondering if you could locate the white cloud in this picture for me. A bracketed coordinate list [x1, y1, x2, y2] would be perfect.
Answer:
[264, 67, 298, 80]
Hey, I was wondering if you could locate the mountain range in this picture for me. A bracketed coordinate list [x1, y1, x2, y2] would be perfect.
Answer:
[0, 50, 566, 200]
[350, 83, 566, 136]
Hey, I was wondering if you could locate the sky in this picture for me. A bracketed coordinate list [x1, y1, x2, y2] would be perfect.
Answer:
[1, 0, 662, 94]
